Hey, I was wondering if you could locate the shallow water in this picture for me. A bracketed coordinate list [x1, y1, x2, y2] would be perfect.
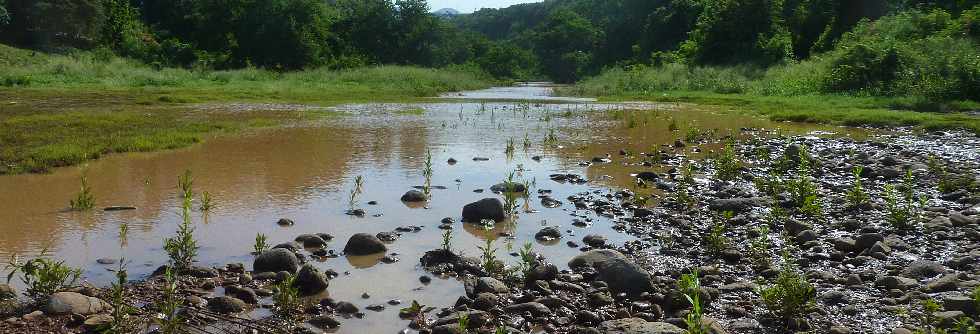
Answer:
[0, 83, 866, 333]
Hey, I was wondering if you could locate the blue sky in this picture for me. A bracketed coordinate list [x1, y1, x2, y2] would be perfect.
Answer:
[428, 0, 542, 13]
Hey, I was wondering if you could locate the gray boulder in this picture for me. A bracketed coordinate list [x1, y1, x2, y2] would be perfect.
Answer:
[44, 292, 110, 315]
[343, 233, 387, 255]
[598, 318, 685, 334]
[253, 248, 300, 274]
[569, 249, 654, 297]
[401, 190, 428, 202]
[462, 198, 506, 222]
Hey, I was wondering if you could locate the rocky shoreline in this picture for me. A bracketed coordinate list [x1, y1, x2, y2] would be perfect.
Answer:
[1, 128, 979, 334]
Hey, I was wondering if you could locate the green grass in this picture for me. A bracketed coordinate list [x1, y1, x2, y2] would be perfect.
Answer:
[559, 66, 980, 135]
[0, 44, 495, 174]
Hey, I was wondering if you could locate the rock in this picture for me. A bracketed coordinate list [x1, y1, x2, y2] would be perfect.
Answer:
[184, 265, 219, 278]
[343, 233, 387, 255]
[336, 301, 359, 313]
[432, 310, 489, 328]
[795, 230, 817, 243]
[542, 197, 562, 208]
[473, 293, 498, 310]
[401, 190, 428, 202]
[598, 318, 685, 334]
[950, 213, 977, 227]
[875, 276, 918, 291]
[208, 296, 246, 314]
[96, 258, 117, 265]
[293, 264, 329, 296]
[253, 248, 299, 274]
[83, 314, 112, 329]
[0, 284, 14, 299]
[944, 294, 977, 315]
[527, 263, 558, 282]
[295, 234, 327, 248]
[784, 219, 810, 236]
[855, 233, 884, 251]
[636, 172, 659, 181]
[925, 274, 960, 292]
[832, 238, 857, 253]
[903, 260, 946, 279]
[504, 302, 552, 316]
[309, 315, 341, 329]
[707, 198, 766, 213]
[583, 234, 607, 247]
[462, 198, 506, 222]
[224, 286, 259, 304]
[490, 182, 527, 193]
[935, 311, 967, 328]
[569, 249, 653, 297]
[44, 292, 110, 315]
[535, 227, 562, 241]
[277, 218, 295, 226]
[475, 277, 509, 294]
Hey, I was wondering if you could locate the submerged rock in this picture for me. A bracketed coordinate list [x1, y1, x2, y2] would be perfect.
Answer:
[462, 198, 506, 222]
[401, 190, 428, 202]
[253, 248, 300, 274]
[294, 264, 329, 296]
[343, 233, 387, 255]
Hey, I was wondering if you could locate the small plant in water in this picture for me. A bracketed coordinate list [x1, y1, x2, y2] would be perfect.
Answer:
[154, 267, 184, 334]
[199, 191, 213, 212]
[845, 166, 870, 209]
[516, 242, 535, 280]
[522, 133, 531, 150]
[4, 251, 81, 300]
[440, 229, 454, 253]
[543, 129, 559, 146]
[478, 239, 503, 277]
[253, 233, 269, 254]
[273, 273, 300, 316]
[70, 174, 96, 210]
[103, 260, 134, 333]
[679, 270, 707, 334]
[457, 311, 470, 333]
[177, 169, 193, 198]
[505, 138, 516, 156]
[757, 252, 816, 326]
[164, 196, 198, 272]
[715, 140, 741, 181]
[349, 175, 365, 209]
[668, 117, 679, 131]
[885, 170, 926, 229]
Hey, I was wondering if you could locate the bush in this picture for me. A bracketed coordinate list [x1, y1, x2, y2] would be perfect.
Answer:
[4, 253, 81, 299]
[757, 256, 816, 324]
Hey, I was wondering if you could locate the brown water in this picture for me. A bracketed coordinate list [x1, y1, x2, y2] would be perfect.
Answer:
[0, 84, 865, 333]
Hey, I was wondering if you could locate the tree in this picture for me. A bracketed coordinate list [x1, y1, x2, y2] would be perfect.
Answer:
[532, 9, 601, 82]
[680, 0, 793, 65]
[0, 0, 10, 27]
[1, 0, 104, 49]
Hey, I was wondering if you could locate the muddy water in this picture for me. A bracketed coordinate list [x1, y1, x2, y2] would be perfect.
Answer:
[0, 84, 864, 333]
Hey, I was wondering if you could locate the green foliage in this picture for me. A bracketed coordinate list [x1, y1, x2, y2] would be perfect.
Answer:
[440, 229, 453, 253]
[423, 149, 434, 197]
[164, 196, 198, 272]
[516, 242, 535, 280]
[478, 238, 504, 277]
[199, 191, 213, 212]
[4, 251, 81, 299]
[154, 267, 184, 334]
[70, 174, 96, 210]
[273, 273, 300, 316]
[101, 261, 134, 334]
[757, 254, 816, 324]
[885, 170, 927, 229]
[845, 166, 870, 209]
[786, 146, 820, 211]
[678, 270, 707, 334]
[457, 311, 471, 333]
[747, 226, 772, 267]
[681, 0, 793, 66]
[705, 211, 732, 255]
[253, 233, 269, 254]
[714, 140, 742, 181]
[177, 169, 193, 198]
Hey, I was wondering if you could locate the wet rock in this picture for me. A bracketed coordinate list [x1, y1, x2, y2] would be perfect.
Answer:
[598, 318, 685, 334]
[295, 234, 327, 248]
[902, 260, 946, 279]
[401, 190, 428, 202]
[208, 296, 246, 314]
[184, 265, 219, 278]
[490, 182, 527, 193]
[343, 233, 387, 255]
[707, 197, 766, 213]
[253, 248, 300, 274]
[376, 231, 399, 242]
[224, 286, 258, 304]
[83, 314, 112, 330]
[504, 302, 552, 316]
[462, 198, 506, 222]
[475, 277, 509, 294]
[875, 276, 918, 291]
[44, 292, 110, 315]
[583, 234, 607, 247]
[950, 213, 978, 227]
[944, 295, 978, 315]
[855, 233, 884, 251]
[925, 274, 960, 292]
[293, 264, 329, 296]
[0, 284, 14, 299]
[527, 263, 558, 282]
[432, 310, 489, 328]
[366, 304, 385, 312]
[535, 227, 562, 241]
[473, 293, 498, 310]
[541, 197, 563, 208]
[569, 249, 654, 297]
[309, 315, 341, 329]
[636, 172, 659, 181]
[96, 258, 116, 265]
[336, 301, 359, 313]
[277, 218, 295, 226]
[273, 241, 302, 252]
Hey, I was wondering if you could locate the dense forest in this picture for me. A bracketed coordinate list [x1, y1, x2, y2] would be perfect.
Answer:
[0, 0, 978, 101]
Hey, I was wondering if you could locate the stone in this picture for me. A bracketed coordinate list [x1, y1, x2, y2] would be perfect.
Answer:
[902, 260, 946, 279]
[855, 233, 884, 251]
[583, 234, 607, 247]
[950, 213, 977, 227]
[0, 284, 14, 299]
[490, 182, 527, 193]
[527, 263, 558, 282]
[875, 276, 918, 291]
[569, 249, 654, 297]
[925, 274, 960, 292]
[475, 277, 509, 294]
[504, 302, 552, 316]
[83, 314, 112, 329]
[44, 292, 110, 315]
[208, 296, 246, 314]
[707, 198, 766, 213]
[336, 301, 359, 313]
[343, 233, 387, 255]
[295, 234, 327, 248]
[598, 318, 685, 334]
[224, 286, 258, 304]
[462, 198, 506, 222]
[253, 248, 299, 274]
[276, 218, 295, 226]
[401, 190, 428, 202]
[535, 227, 562, 241]
[309, 315, 341, 329]
[944, 295, 977, 315]
[293, 264, 329, 296]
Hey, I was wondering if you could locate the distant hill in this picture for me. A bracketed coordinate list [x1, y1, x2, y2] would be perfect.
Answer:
[432, 8, 460, 16]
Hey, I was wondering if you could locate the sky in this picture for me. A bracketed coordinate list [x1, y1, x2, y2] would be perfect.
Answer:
[428, 0, 543, 13]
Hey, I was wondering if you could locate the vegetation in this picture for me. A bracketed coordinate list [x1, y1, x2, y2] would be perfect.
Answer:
[678, 270, 707, 334]
[273, 273, 300, 316]
[845, 166, 870, 209]
[199, 191, 213, 212]
[704, 211, 731, 255]
[714, 140, 741, 181]
[885, 170, 927, 229]
[163, 196, 199, 272]
[440, 230, 454, 253]
[4, 251, 81, 299]
[102, 261, 134, 333]
[253, 233, 270, 255]
[757, 254, 816, 325]
[69, 174, 96, 210]
[478, 238, 504, 277]
[154, 267, 184, 334]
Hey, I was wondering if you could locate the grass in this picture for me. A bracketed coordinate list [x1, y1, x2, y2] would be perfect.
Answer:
[0, 43, 495, 174]
[560, 65, 980, 135]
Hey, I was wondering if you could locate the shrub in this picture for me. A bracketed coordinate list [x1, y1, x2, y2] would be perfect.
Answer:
[845, 166, 870, 209]
[884, 170, 926, 229]
[757, 255, 816, 324]
[154, 267, 183, 334]
[163, 196, 198, 271]
[253, 233, 269, 255]
[678, 270, 707, 334]
[4, 252, 81, 299]
[70, 174, 95, 211]
[273, 273, 300, 316]
[715, 140, 742, 181]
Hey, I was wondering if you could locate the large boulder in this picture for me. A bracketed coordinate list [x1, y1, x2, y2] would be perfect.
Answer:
[462, 198, 506, 222]
[253, 248, 300, 274]
[293, 264, 329, 296]
[343, 233, 387, 255]
[569, 249, 654, 297]
[44, 292, 110, 315]
[598, 318, 685, 334]
[401, 190, 428, 202]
